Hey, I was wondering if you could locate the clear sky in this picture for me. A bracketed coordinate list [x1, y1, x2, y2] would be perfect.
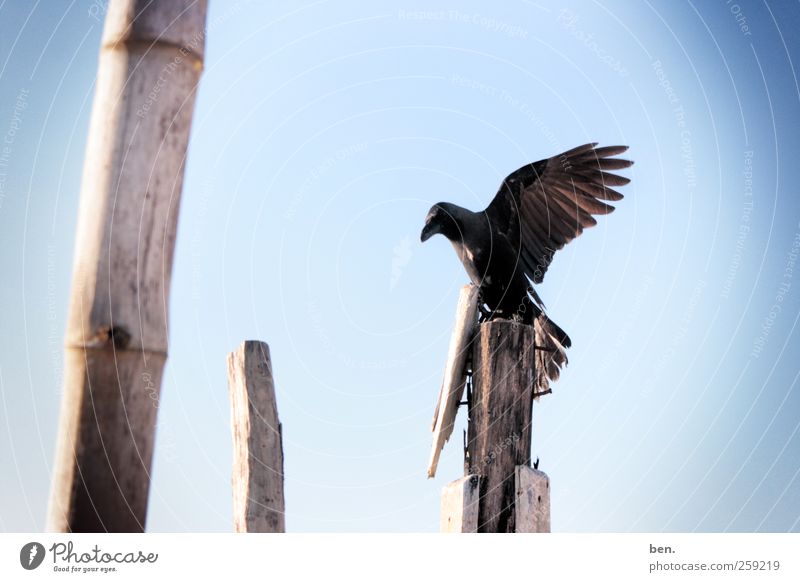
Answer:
[1, 0, 799, 532]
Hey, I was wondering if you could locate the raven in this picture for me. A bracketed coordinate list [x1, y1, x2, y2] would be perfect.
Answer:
[421, 143, 632, 384]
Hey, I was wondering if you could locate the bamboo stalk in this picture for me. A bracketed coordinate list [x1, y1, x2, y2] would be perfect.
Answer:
[47, 0, 208, 532]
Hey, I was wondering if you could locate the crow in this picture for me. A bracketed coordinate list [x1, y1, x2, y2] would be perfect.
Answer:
[420, 143, 632, 385]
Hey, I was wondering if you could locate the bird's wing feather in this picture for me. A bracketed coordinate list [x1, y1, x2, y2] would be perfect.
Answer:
[485, 143, 633, 283]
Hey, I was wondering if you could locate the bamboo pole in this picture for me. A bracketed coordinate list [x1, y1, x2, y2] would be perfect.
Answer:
[47, 0, 208, 532]
[227, 341, 286, 533]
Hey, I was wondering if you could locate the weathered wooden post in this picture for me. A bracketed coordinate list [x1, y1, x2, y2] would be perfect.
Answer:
[437, 319, 551, 533]
[227, 341, 286, 533]
[467, 320, 534, 532]
[47, 0, 208, 532]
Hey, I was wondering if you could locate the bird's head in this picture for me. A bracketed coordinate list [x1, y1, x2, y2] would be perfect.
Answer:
[420, 202, 462, 243]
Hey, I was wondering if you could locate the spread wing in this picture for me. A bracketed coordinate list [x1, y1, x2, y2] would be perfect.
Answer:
[484, 143, 633, 284]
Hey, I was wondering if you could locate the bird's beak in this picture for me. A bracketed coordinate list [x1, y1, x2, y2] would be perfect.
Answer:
[420, 221, 437, 242]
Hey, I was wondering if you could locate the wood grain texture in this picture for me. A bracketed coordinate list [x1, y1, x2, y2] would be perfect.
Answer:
[227, 341, 285, 533]
[428, 284, 479, 478]
[467, 320, 535, 533]
[515, 465, 551, 533]
[47, 0, 207, 532]
[440, 475, 480, 533]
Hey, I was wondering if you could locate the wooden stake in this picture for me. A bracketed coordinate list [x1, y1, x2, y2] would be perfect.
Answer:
[467, 320, 535, 533]
[47, 0, 207, 532]
[428, 284, 479, 478]
[515, 465, 551, 532]
[440, 475, 480, 532]
[227, 341, 285, 533]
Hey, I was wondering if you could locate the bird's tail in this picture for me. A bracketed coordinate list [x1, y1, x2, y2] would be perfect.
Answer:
[534, 314, 570, 397]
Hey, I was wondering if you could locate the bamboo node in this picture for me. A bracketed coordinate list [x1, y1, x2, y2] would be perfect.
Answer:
[90, 325, 131, 349]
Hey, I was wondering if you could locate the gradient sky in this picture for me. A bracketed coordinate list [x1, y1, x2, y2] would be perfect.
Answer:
[1, 0, 799, 532]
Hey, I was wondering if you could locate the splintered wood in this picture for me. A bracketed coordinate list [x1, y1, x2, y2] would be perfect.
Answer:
[427, 285, 479, 478]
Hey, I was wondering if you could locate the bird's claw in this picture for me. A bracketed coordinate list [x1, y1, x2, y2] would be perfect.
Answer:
[477, 293, 492, 323]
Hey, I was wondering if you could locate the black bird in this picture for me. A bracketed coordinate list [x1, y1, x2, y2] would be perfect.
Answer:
[420, 143, 632, 385]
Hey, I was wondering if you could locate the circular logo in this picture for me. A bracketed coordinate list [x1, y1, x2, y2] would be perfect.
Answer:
[19, 542, 45, 570]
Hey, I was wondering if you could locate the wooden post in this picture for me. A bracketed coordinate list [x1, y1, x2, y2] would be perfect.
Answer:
[47, 0, 207, 532]
[467, 320, 535, 533]
[227, 341, 286, 533]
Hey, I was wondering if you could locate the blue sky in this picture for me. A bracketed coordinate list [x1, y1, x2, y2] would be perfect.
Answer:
[1, 0, 799, 532]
